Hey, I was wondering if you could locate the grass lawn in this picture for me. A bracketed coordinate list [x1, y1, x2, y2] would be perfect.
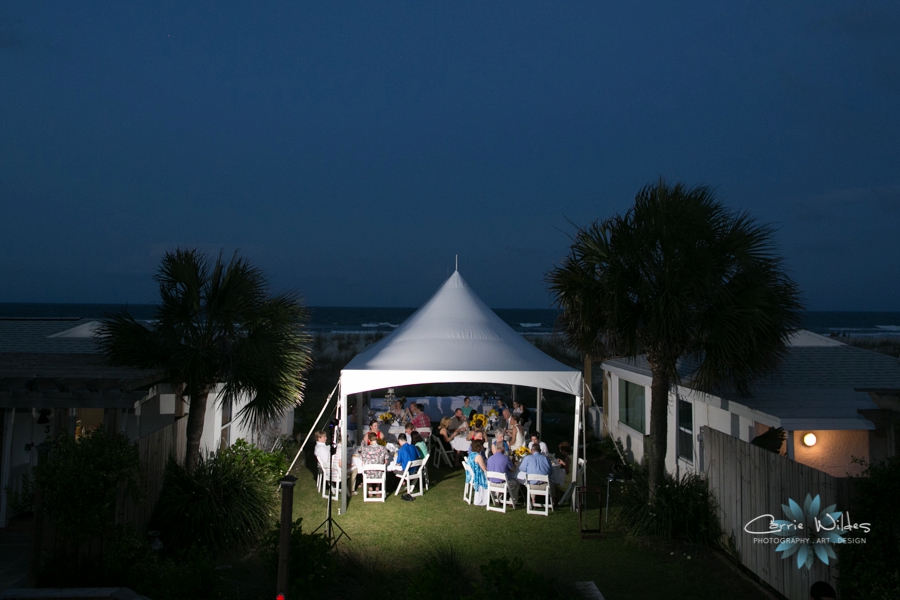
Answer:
[288, 455, 770, 600]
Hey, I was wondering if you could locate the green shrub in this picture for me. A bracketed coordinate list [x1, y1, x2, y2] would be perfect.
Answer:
[615, 468, 722, 545]
[404, 544, 476, 600]
[34, 428, 140, 539]
[472, 556, 570, 600]
[260, 518, 335, 599]
[837, 457, 900, 599]
[150, 446, 278, 555]
[221, 438, 288, 484]
[3, 472, 35, 517]
[103, 526, 225, 600]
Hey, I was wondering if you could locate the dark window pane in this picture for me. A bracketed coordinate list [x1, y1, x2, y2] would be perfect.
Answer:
[618, 379, 645, 434]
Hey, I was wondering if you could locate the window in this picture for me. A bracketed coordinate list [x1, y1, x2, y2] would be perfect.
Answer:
[618, 380, 645, 434]
[220, 398, 233, 451]
[677, 399, 693, 462]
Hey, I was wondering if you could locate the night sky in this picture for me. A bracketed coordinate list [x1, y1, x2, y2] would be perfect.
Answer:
[2, 2, 898, 310]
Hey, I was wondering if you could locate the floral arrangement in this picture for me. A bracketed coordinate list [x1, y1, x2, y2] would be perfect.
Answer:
[469, 413, 487, 429]
[514, 445, 530, 459]
[487, 409, 499, 418]
[379, 412, 394, 423]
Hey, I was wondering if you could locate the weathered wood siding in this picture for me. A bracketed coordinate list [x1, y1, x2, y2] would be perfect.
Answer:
[702, 426, 851, 600]
[117, 417, 187, 529]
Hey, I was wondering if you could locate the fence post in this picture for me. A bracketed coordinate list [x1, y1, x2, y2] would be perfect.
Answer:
[277, 475, 297, 598]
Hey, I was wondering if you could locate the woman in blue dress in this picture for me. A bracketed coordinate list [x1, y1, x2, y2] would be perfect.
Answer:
[466, 439, 489, 505]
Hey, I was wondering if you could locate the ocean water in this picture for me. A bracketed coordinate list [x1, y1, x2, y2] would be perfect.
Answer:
[0, 303, 898, 338]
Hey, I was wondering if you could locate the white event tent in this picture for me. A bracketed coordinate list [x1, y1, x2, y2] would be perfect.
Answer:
[335, 270, 584, 514]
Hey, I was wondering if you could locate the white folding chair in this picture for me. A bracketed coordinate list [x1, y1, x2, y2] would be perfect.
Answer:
[316, 461, 325, 497]
[461, 457, 474, 505]
[430, 434, 454, 468]
[317, 459, 334, 499]
[486, 471, 516, 513]
[323, 463, 343, 500]
[362, 463, 387, 503]
[394, 458, 425, 497]
[421, 452, 432, 490]
[525, 473, 553, 516]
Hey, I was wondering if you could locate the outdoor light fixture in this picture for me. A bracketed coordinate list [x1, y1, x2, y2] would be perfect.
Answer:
[803, 432, 817, 447]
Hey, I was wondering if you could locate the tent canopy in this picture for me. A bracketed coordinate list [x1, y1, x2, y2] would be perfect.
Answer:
[340, 271, 582, 397]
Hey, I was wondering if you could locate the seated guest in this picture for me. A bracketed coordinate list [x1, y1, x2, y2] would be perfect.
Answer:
[438, 416, 454, 443]
[405, 422, 415, 440]
[529, 432, 549, 455]
[409, 402, 432, 434]
[468, 428, 488, 459]
[359, 432, 389, 492]
[317, 431, 357, 494]
[460, 396, 475, 419]
[410, 430, 428, 459]
[347, 405, 358, 431]
[366, 421, 384, 445]
[448, 407, 468, 433]
[493, 429, 509, 454]
[395, 433, 419, 474]
[498, 408, 512, 431]
[486, 441, 515, 484]
[466, 439, 489, 506]
[518, 442, 552, 485]
[447, 408, 470, 466]
[512, 400, 530, 424]
[507, 415, 525, 451]
[313, 430, 331, 470]
[392, 399, 410, 424]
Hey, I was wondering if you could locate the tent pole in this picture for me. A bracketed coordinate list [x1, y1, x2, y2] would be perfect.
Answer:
[339, 388, 349, 515]
[355, 393, 364, 444]
[571, 394, 582, 509]
[286, 381, 339, 475]
[536, 388, 542, 436]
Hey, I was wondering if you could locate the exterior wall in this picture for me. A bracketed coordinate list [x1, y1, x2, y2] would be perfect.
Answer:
[605, 367, 867, 480]
[792, 429, 869, 477]
[606, 372, 648, 466]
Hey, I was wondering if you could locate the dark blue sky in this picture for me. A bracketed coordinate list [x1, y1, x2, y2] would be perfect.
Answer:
[2, 2, 898, 310]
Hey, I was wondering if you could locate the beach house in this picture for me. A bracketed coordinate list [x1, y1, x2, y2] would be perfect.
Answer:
[0, 317, 293, 527]
[601, 330, 900, 478]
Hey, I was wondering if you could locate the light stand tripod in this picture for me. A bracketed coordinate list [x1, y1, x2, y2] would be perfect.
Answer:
[312, 421, 350, 548]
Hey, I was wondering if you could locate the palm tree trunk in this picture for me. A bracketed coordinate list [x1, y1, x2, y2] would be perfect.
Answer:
[184, 385, 210, 473]
[647, 364, 670, 502]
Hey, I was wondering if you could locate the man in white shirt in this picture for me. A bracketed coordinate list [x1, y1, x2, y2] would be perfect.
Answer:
[529, 432, 549, 455]
[314, 430, 331, 470]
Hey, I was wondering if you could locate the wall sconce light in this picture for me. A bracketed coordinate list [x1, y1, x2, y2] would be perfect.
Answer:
[802, 432, 817, 447]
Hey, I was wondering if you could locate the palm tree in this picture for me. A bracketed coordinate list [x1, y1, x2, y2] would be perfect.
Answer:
[547, 226, 610, 410]
[97, 249, 312, 472]
[551, 180, 802, 499]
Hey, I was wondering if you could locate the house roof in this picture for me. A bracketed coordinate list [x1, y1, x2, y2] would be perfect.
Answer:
[602, 330, 900, 431]
[0, 318, 164, 408]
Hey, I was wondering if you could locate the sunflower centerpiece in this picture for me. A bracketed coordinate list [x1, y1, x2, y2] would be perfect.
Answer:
[379, 412, 394, 423]
[514, 445, 530, 459]
[469, 413, 487, 429]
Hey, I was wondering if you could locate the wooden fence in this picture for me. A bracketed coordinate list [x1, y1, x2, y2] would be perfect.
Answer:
[701, 426, 851, 600]
[117, 417, 187, 529]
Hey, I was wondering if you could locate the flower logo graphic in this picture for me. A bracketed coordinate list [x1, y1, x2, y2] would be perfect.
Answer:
[773, 493, 847, 569]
